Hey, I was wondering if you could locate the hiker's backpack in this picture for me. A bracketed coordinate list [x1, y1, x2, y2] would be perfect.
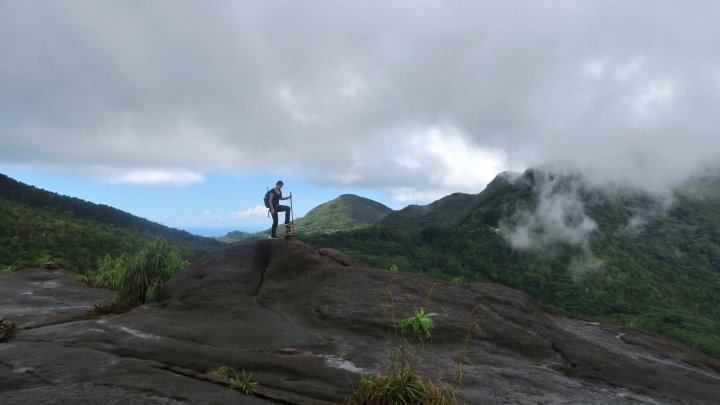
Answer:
[263, 189, 272, 208]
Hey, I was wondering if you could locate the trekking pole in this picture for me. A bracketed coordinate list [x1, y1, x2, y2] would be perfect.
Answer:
[284, 193, 295, 240]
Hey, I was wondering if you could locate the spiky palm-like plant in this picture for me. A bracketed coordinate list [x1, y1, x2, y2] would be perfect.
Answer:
[79, 254, 126, 289]
[114, 237, 187, 309]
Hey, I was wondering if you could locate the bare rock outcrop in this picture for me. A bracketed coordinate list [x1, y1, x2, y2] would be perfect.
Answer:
[1, 240, 719, 404]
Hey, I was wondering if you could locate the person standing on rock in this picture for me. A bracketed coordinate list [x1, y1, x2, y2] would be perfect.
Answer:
[267, 180, 291, 239]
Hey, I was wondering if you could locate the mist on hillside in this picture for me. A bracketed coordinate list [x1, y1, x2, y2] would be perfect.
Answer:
[494, 165, 720, 277]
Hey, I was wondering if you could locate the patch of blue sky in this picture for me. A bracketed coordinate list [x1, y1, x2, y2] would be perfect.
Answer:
[1, 168, 405, 236]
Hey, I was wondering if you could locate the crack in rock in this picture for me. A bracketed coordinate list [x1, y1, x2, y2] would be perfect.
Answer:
[253, 266, 269, 297]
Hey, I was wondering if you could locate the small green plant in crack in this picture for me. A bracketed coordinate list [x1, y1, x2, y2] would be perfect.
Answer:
[390, 264, 399, 273]
[207, 366, 257, 395]
[398, 307, 437, 339]
[345, 357, 457, 404]
[230, 369, 257, 395]
[207, 365, 235, 379]
[348, 282, 458, 404]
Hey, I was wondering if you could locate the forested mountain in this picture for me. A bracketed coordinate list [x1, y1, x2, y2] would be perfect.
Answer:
[217, 194, 394, 242]
[378, 192, 481, 235]
[214, 230, 256, 243]
[0, 173, 222, 272]
[305, 169, 720, 358]
[293, 194, 393, 235]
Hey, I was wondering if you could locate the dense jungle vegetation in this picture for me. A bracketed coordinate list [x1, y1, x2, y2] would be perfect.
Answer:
[0, 174, 221, 273]
[305, 170, 720, 358]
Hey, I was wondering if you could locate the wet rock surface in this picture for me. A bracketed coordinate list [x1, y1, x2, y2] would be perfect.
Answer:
[2, 240, 720, 404]
[0, 268, 113, 330]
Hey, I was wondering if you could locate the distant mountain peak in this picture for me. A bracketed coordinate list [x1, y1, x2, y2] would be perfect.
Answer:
[293, 194, 393, 235]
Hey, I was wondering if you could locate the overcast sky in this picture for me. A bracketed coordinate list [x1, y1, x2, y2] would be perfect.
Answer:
[2, 1, 719, 234]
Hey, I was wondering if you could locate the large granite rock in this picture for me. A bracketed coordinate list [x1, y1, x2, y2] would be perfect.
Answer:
[1, 240, 719, 404]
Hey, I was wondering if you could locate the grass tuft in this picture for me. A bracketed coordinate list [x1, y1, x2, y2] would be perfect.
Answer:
[207, 366, 257, 395]
[230, 369, 257, 395]
[345, 366, 456, 405]
[79, 237, 187, 312]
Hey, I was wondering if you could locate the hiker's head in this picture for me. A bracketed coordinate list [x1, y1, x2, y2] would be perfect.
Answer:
[276, 180, 284, 189]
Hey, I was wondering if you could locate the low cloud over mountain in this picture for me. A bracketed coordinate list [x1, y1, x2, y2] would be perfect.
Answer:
[3, 2, 720, 199]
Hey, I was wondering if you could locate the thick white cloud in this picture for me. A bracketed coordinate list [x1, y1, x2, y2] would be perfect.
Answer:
[1, 1, 719, 198]
[390, 126, 509, 200]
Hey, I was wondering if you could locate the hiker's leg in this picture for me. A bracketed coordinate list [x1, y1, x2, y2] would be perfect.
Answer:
[271, 211, 279, 237]
[278, 205, 291, 224]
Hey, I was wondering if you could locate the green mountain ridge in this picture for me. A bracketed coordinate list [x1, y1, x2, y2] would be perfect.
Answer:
[293, 193, 393, 235]
[0, 173, 221, 272]
[214, 230, 255, 243]
[217, 193, 393, 242]
[305, 168, 720, 358]
[378, 192, 481, 235]
[5, 169, 720, 358]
